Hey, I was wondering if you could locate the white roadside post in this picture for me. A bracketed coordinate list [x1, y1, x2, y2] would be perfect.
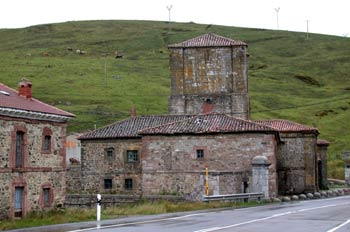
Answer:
[97, 194, 101, 226]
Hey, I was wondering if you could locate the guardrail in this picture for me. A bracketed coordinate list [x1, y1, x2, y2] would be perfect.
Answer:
[202, 192, 264, 202]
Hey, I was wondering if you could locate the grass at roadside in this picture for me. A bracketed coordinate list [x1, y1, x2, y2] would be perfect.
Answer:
[0, 200, 263, 230]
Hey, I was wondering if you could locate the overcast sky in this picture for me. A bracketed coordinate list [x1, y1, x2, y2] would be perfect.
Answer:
[0, 0, 349, 37]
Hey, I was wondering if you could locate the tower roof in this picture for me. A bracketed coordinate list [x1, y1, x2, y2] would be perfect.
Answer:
[168, 33, 247, 48]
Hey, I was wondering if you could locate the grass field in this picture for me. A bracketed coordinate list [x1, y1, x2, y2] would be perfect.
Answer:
[0, 20, 349, 177]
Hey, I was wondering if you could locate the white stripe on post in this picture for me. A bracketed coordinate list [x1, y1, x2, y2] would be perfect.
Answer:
[97, 194, 101, 222]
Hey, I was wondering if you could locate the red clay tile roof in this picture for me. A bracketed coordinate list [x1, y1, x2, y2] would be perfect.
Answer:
[79, 114, 278, 140]
[254, 119, 318, 134]
[168, 33, 247, 48]
[139, 114, 276, 135]
[0, 83, 75, 117]
[79, 115, 193, 140]
[317, 139, 330, 146]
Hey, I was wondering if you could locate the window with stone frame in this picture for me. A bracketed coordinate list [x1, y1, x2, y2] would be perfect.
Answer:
[43, 188, 50, 206]
[42, 127, 53, 154]
[43, 136, 51, 151]
[39, 183, 54, 208]
[15, 131, 24, 168]
[126, 150, 139, 162]
[104, 179, 112, 189]
[125, 178, 133, 190]
[104, 148, 115, 163]
[196, 149, 204, 159]
[42, 187, 53, 207]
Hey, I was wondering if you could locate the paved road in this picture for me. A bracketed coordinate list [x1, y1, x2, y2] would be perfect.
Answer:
[8, 196, 350, 232]
[66, 196, 350, 232]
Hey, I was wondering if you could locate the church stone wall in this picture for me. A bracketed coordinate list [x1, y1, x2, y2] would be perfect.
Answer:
[141, 133, 278, 200]
[276, 132, 317, 195]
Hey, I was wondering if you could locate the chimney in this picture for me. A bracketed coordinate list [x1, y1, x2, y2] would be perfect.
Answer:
[130, 107, 137, 117]
[18, 78, 32, 99]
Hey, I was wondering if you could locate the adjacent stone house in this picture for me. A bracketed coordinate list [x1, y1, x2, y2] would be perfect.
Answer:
[77, 33, 329, 199]
[78, 115, 191, 194]
[0, 79, 74, 219]
[255, 120, 323, 195]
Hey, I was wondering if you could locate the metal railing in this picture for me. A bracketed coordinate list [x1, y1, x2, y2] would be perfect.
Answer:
[202, 192, 264, 202]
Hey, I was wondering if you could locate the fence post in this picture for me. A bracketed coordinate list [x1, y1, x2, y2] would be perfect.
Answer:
[97, 194, 101, 227]
[205, 166, 209, 196]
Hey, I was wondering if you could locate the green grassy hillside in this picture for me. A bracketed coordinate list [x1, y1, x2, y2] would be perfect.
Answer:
[0, 20, 349, 174]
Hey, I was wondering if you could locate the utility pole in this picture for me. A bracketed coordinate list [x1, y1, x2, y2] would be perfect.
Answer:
[166, 5, 173, 33]
[104, 57, 107, 87]
[274, 7, 280, 30]
[306, 20, 310, 39]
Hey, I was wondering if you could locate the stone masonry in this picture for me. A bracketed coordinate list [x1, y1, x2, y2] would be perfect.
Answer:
[252, 156, 271, 198]
[276, 132, 318, 194]
[0, 117, 68, 219]
[317, 140, 330, 190]
[141, 133, 278, 200]
[79, 139, 142, 195]
[0, 79, 74, 219]
[168, 33, 249, 119]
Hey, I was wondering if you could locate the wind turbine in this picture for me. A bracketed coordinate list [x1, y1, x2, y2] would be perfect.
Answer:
[274, 7, 280, 30]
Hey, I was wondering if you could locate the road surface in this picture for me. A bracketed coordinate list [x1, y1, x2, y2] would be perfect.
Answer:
[8, 196, 350, 232]
[64, 196, 350, 232]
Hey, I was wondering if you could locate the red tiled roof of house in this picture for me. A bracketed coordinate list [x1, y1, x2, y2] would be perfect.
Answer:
[254, 119, 318, 134]
[139, 114, 277, 135]
[0, 83, 75, 117]
[317, 139, 330, 146]
[168, 33, 247, 48]
[79, 115, 193, 140]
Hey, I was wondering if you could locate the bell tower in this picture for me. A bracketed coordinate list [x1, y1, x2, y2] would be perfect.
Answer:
[168, 33, 249, 119]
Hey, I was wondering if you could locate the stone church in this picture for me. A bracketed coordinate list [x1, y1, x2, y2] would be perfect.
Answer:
[77, 33, 329, 200]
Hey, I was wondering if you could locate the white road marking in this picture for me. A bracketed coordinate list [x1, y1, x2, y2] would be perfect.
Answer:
[326, 218, 350, 232]
[68, 197, 350, 232]
[193, 202, 350, 232]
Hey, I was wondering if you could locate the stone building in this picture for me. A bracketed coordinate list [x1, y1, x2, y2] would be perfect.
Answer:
[0, 79, 74, 219]
[77, 33, 328, 199]
[79, 114, 280, 199]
